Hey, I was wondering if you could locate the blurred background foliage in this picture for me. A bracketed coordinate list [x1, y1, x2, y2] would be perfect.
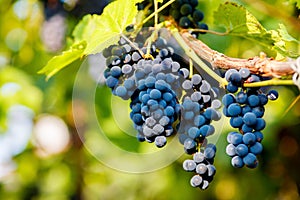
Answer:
[0, 0, 300, 199]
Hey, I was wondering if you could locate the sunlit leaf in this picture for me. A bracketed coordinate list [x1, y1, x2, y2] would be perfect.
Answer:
[277, 23, 299, 43]
[83, 0, 138, 55]
[214, 2, 299, 57]
[38, 41, 86, 80]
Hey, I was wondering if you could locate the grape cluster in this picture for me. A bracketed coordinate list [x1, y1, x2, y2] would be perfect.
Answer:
[177, 73, 222, 155]
[183, 144, 217, 189]
[137, 0, 208, 36]
[102, 30, 221, 189]
[222, 68, 279, 168]
[104, 35, 186, 147]
[128, 57, 182, 147]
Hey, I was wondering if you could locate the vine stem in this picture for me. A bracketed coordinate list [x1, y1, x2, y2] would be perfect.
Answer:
[180, 31, 297, 78]
[171, 29, 300, 89]
[154, 0, 158, 28]
[142, 0, 175, 25]
[121, 34, 144, 57]
[243, 79, 295, 87]
[171, 29, 228, 86]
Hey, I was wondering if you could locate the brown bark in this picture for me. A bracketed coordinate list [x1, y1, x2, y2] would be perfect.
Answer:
[181, 31, 297, 78]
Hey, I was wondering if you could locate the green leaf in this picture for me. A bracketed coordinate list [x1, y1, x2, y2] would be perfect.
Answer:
[83, 0, 138, 55]
[277, 23, 299, 43]
[72, 15, 94, 42]
[214, 2, 299, 57]
[289, 0, 300, 9]
[214, 2, 265, 34]
[38, 41, 86, 80]
[39, 0, 138, 79]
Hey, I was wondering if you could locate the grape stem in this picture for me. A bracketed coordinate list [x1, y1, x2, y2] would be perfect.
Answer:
[121, 34, 144, 57]
[171, 29, 228, 87]
[180, 31, 297, 78]
[142, 0, 176, 25]
[154, 0, 158, 28]
[243, 79, 295, 87]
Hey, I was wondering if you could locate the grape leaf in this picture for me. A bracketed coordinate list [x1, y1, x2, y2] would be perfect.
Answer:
[72, 14, 95, 42]
[83, 0, 138, 55]
[39, 0, 138, 78]
[289, 0, 300, 9]
[214, 2, 299, 57]
[38, 41, 86, 80]
[277, 23, 299, 43]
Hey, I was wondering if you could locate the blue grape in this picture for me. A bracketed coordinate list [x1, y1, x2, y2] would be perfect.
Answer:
[229, 72, 242, 85]
[230, 133, 243, 145]
[253, 131, 264, 142]
[254, 118, 266, 131]
[183, 159, 197, 172]
[242, 132, 256, 145]
[155, 136, 167, 148]
[248, 95, 260, 107]
[227, 132, 238, 143]
[199, 80, 211, 93]
[243, 153, 258, 168]
[196, 163, 208, 175]
[193, 152, 205, 163]
[230, 116, 243, 128]
[191, 74, 202, 85]
[188, 127, 200, 139]
[192, 10, 204, 22]
[106, 76, 119, 88]
[184, 138, 197, 154]
[235, 144, 248, 157]
[267, 90, 279, 100]
[227, 103, 242, 117]
[258, 93, 268, 105]
[249, 142, 263, 155]
[252, 106, 265, 118]
[236, 91, 248, 104]
[194, 114, 206, 127]
[226, 144, 236, 157]
[207, 164, 216, 176]
[239, 68, 251, 79]
[241, 105, 252, 115]
[243, 112, 257, 126]
[231, 156, 244, 168]
[164, 106, 175, 117]
[204, 146, 216, 159]
[115, 86, 127, 98]
[110, 66, 122, 77]
[190, 175, 203, 187]
[179, 16, 191, 28]
[225, 69, 238, 81]
[201, 180, 210, 190]
[222, 94, 235, 107]
[241, 124, 253, 133]
[199, 125, 215, 137]
[149, 89, 162, 99]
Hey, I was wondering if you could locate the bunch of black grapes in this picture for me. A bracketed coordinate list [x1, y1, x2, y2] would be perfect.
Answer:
[222, 68, 279, 168]
[102, 30, 221, 189]
[137, 0, 208, 36]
